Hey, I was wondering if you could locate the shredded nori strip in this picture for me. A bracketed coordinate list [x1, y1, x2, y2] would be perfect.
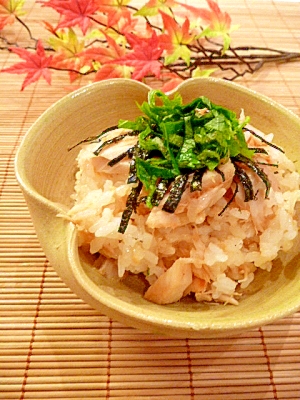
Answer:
[215, 167, 225, 182]
[162, 174, 189, 213]
[232, 154, 271, 198]
[190, 168, 205, 192]
[151, 179, 170, 207]
[128, 157, 138, 184]
[127, 145, 148, 184]
[244, 127, 284, 153]
[94, 133, 129, 156]
[107, 146, 135, 167]
[218, 182, 239, 216]
[249, 147, 269, 154]
[68, 125, 119, 151]
[233, 162, 255, 201]
[118, 180, 143, 234]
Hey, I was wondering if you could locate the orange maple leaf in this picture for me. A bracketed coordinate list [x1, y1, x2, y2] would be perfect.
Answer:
[93, 64, 132, 82]
[180, 0, 231, 32]
[0, 0, 25, 30]
[80, 32, 126, 65]
[95, 0, 132, 28]
[1, 39, 52, 90]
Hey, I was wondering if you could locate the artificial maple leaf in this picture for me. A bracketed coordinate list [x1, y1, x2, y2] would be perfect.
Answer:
[192, 66, 217, 78]
[48, 28, 89, 82]
[41, 0, 99, 35]
[2, 39, 52, 90]
[178, 0, 229, 28]
[159, 11, 194, 65]
[110, 11, 140, 38]
[134, 0, 178, 17]
[93, 64, 133, 82]
[107, 31, 163, 80]
[80, 32, 126, 65]
[49, 28, 85, 59]
[160, 75, 183, 93]
[42, 20, 59, 36]
[179, 0, 238, 53]
[95, 0, 132, 28]
[80, 32, 133, 81]
[0, 0, 25, 30]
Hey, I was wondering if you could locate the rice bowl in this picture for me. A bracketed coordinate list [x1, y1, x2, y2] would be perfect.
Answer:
[15, 78, 300, 338]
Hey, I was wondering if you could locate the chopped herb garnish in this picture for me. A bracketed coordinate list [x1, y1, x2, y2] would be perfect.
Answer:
[118, 90, 256, 214]
[75, 90, 279, 232]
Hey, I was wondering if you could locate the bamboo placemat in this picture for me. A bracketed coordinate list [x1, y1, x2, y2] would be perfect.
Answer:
[1, 1, 300, 399]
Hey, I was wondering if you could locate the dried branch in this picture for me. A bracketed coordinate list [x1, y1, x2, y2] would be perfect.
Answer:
[1, 0, 299, 90]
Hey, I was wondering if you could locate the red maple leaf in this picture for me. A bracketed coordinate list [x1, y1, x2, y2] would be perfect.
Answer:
[41, 0, 99, 35]
[161, 75, 183, 93]
[107, 31, 163, 80]
[2, 40, 53, 90]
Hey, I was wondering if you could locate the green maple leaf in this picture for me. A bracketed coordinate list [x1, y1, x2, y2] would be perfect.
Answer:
[164, 44, 190, 66]
[134, 0, 178, 17]
[181, 0, 239, 53]
[48, 28, 85, 57]
[192, 66, 217, 78]
[47, 28, 89, 81]
[159, 11, 194, 65]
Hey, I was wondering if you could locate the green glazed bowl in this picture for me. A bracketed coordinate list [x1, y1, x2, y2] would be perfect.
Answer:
[15, 78, 300, 338]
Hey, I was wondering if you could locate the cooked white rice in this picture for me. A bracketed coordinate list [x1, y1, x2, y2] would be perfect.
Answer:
[67, 127, 300, 305]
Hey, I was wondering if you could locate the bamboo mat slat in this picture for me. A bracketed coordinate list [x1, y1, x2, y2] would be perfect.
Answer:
[1, 0, 300, 399]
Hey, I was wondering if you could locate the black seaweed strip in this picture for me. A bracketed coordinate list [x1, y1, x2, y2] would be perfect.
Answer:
[94, 130, 139, 156]
[68, 125, 119, 151]
[94, 133, 129, 156]
[218, 182, 239, 216]
[190, 168, 206, 192]
[107, 146, 135, 167]
[245, 128, 284, 153]
[162, 174, 189, 213]
[233, 154, 271, 198]
[233, 162, 254, 201]
[249, 147, 269, 154]
[215, 167, 225, 182]
[118, 181, 143, 234]
[151, 179, 171, 207]
[127, 146, 139, 184]
[127, 145, 148, 184]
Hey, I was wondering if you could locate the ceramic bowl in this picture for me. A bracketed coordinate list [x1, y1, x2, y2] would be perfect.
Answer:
[15, 78, 300, 338]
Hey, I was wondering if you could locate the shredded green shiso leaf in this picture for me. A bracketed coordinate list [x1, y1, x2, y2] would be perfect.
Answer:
[73, 90, 283, 233]
[118, 90, 253, 209]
